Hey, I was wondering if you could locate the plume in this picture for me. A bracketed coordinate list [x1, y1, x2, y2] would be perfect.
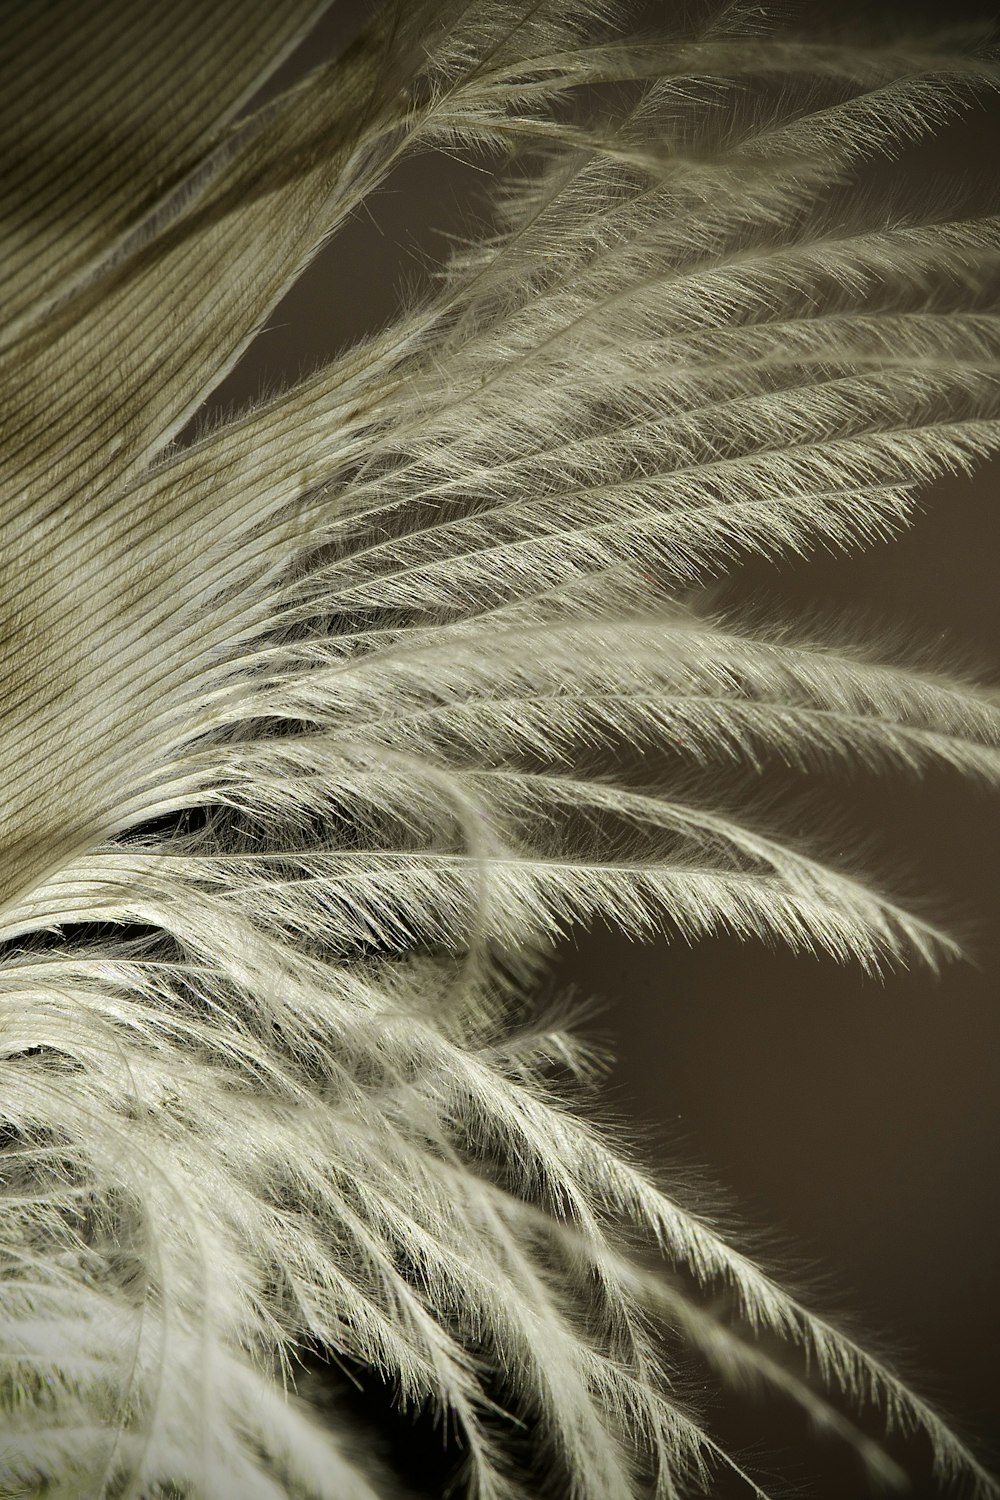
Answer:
[1, 2, 998, 1496]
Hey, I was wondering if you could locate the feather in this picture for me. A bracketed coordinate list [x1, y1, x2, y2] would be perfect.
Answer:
[1, 2, 998, 1496]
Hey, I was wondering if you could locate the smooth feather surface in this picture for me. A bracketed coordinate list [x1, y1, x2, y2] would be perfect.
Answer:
[1, 2, 998, 1496]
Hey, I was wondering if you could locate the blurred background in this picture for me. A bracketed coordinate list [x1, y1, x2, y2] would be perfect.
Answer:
[203, 3, 1000, 1493]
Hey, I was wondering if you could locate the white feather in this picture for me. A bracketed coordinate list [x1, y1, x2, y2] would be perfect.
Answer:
[1, 2, 998, 1496]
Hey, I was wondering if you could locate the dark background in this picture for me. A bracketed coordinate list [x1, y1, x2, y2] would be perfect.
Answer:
[207, 3, 1000, 1493]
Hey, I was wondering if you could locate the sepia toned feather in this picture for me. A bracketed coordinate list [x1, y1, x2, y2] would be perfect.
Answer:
[1, 2, 998, 1496]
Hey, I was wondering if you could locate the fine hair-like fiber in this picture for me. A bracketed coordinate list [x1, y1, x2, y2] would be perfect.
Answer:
[1, 2, 998, 1496]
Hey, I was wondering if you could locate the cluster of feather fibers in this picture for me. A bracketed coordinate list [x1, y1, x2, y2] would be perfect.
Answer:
[1, 1, 999, 1496]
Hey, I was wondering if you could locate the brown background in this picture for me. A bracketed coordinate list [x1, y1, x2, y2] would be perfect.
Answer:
[207, 4, 1000, 1493]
